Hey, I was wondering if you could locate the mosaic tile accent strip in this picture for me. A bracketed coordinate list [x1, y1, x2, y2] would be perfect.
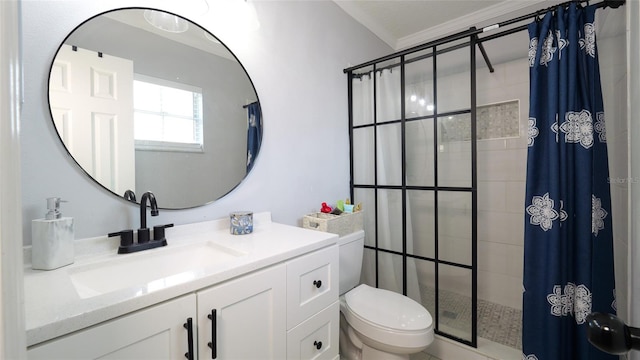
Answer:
[440, 100, 520, 142]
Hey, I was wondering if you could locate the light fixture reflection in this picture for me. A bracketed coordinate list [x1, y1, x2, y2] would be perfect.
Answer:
[143, 10, 189, 33]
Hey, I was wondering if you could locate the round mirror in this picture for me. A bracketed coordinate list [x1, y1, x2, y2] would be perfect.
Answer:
[48, 8, 262, 209]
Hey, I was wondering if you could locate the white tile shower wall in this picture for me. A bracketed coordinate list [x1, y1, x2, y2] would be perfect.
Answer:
[404, 58, 529, 307]
[475, 58, 529, 311]
[419, 57, 530, 310]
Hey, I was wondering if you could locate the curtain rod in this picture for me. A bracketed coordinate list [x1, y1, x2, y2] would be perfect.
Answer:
[343, 0, 625, 74]
[350, 39, 472, 79]
[498, 0, 623, 29]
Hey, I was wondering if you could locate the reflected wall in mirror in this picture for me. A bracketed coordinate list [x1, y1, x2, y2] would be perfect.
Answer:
[48, 8, 261, 209]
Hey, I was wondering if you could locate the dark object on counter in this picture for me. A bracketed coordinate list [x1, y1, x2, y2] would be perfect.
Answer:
[109, 191, 173, 254]
[586, 312, 640, 354]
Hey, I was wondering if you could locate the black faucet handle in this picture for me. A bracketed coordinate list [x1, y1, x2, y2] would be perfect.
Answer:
[108, 229, 134, 247]
[153, 223, 174, 241]
[138, 228, 150, 244]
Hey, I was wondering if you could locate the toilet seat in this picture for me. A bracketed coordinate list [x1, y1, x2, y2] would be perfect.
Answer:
[345, 284, 432, 331]
[342, 284, 433, 350]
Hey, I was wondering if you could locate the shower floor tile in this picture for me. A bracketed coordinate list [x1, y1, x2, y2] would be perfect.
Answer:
[477, 299, 522, 349]
[419, 285, 522, 350]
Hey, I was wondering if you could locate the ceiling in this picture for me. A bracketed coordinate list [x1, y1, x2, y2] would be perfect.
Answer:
[97, 2, 626, 73]
[334, 0, 626, 51]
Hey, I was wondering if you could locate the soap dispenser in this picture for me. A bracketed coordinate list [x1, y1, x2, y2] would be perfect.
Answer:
[31, 197, 75, 270]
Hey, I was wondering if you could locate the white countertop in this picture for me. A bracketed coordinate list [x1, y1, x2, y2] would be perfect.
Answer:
[23, 212, 338, 347]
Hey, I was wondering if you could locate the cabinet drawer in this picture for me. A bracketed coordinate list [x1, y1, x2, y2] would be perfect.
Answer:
[287, 301, 339, 360]
[286, 245, 339, 329]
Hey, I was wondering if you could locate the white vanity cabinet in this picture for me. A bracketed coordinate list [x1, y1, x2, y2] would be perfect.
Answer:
[27, 294, 197, 360]
[197, 263, 287, 360]
[196, 244, 340, 360]
[26, 235, 339, 360]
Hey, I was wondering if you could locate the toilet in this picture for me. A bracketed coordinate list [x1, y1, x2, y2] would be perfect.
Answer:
[338, 230, 434, 360]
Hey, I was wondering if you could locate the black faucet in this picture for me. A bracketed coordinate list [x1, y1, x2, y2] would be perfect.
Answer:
[123, 189, 137, 203]
[140, 191, 159, 230]
[108, 191, 173, 254]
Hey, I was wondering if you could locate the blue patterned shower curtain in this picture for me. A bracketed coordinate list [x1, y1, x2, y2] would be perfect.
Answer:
[523, 4, 616, 360]
[246, 102, 261, 172]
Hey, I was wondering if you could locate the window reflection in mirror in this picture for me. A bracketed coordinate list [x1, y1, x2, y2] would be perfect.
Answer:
[133, 75, 204, 153]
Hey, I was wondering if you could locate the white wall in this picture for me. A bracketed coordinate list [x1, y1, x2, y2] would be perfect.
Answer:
[20, 0, 392, 245]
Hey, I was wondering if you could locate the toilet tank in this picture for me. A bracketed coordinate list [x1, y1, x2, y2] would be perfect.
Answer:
[338, 230, 365, 296]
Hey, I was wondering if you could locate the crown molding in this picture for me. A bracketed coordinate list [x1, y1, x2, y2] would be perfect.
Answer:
[396, 0, 550, 50]
[333, 0, 397, 49]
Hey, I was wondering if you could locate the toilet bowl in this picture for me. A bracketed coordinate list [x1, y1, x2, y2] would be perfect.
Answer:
[340, 284, 434, 360]
[338, 230, 434, 360]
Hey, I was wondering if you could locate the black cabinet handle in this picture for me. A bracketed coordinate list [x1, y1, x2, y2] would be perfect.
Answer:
[183, 317, 194, 360]
[207, 309, 217, 359]
[313, 280, 322, 288]
[314, 340, 323, 350]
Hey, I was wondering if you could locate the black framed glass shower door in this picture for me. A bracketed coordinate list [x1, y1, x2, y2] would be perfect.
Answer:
[348, 38, 478, 347]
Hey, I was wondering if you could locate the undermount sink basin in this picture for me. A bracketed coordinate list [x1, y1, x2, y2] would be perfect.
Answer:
[69, 242, 246, 299]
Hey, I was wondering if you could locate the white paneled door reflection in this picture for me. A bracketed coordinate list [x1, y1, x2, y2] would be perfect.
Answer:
[49, 44, 135, 196]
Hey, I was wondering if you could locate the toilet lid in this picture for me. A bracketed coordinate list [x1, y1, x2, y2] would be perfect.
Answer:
[345, 284, 433, 331]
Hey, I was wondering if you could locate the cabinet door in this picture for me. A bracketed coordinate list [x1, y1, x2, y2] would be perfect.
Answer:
[27, 294, 196, 360]
[197, 264, 286, 360]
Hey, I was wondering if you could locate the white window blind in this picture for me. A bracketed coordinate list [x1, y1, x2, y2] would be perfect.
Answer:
[133, 74, 203, 152]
